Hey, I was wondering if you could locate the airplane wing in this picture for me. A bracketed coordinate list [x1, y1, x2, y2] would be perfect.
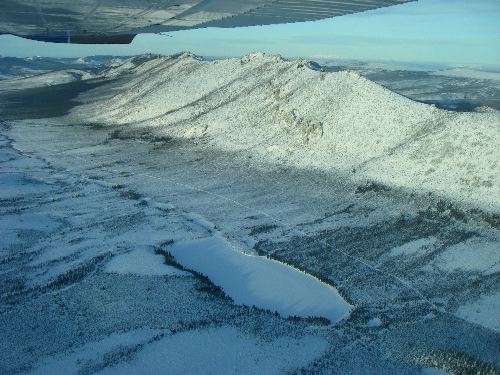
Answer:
[0, 0, 414, 44]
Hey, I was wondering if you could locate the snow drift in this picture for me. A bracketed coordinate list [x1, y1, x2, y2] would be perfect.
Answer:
[71, 52, 500, 212]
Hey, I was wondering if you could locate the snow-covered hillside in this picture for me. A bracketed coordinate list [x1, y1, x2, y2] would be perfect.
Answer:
[0, 69, 94, 90]
[72, 52, 500, 212]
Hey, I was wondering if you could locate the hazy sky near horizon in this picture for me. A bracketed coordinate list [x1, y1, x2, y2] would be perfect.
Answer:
[0, 0, 499, 66]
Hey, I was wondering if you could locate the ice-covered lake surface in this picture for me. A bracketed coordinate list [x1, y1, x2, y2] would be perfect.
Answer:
[168, 236, 353, 323]
[0, 53, 499, 374]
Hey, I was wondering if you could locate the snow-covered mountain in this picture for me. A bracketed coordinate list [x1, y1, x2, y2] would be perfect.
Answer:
[0, 69, 95, 90]
[72, 52, 500, 213]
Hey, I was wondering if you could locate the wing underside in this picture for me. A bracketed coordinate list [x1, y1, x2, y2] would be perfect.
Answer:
[0, 0, 414, 43]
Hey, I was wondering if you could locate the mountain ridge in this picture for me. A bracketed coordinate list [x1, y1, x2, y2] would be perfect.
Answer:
[69, 52, 500, 213]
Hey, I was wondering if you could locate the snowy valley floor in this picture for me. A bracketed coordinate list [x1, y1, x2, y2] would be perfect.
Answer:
[0, 56, 499, 374]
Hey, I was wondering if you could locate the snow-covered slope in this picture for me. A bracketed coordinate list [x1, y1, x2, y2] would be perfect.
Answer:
[72, 52, 500, 212]
[0, 69, 94, 90]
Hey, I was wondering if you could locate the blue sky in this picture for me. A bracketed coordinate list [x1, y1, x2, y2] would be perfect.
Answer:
[1, 0, 499, 67]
